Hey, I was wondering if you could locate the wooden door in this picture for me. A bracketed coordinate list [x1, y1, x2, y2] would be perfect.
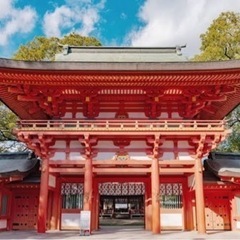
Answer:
[11, 189, 39, 230]
[205, 193, 231, 230]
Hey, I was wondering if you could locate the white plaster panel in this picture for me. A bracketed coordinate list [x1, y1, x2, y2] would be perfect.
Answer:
[96, 141, 115, 148]
[50, 152, 66, 161]
[188, 174, 195, 188]
[178, 141, 191, 148]
[161, 141, 174, 148]
[236, 221, 240, 229]
[97, 112, 115, 118]
[128, 112, 146, 118]
[93, 152, 115, 161]
[62, 112, 72, 119]
[70, 140, 82, 148]
[160, 213, 182, 227]
[159, 112, 168, 119]
[125, 141, 147, 148]
[162, 152, 174, 160]
[129, 152, 151, 160]
[51, 140, 66, 148]
[171, 112, 181, 119]
[69, 152, 85, 161]
[178, 153, 194, 160]
[75, 112, 84, 118]
[61, 213, 80, 228]
[48, 175, 56, 188]
[0, 219, 7, 229]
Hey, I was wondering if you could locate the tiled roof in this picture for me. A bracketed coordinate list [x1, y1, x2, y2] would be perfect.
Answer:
[0, 152, 39, 177]
[205, 152, 240, 178]
[55, 46, 188, 62]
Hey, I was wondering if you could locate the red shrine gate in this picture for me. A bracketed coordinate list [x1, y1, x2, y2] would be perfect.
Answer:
[59, 179, 185, 230]
[0, 46, 239, 234]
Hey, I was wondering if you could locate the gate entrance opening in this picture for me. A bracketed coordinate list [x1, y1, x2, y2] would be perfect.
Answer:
[99, 182, 145, 226]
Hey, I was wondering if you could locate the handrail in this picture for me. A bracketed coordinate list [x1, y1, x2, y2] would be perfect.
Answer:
[16, 119, 226, 132]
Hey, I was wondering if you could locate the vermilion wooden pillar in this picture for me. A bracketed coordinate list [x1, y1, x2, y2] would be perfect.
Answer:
[50, 177, 60, 230]
[91, 181, 98, 231]
[84, 157, 93, 230]
[37, 158, 49, 233]
[195, 158, 206, 234]
[151, 158, 160, 234]
[145, 180, 152, 230]
[95, 182, 100, 230]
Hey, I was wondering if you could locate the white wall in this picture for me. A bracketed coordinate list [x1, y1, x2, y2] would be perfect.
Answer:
[97, 112, 116, 118]
[162, 152, 175, 160]
[50, 140, 85, 161]
[128, 112, 146, 118]
[0, 219, 7, 229]
[129, 152, 152, 160]
[236, 221, 240, 229]
[171, 112, 181, 119]
[52, 140, 66, 148]
[62, 112, 72, 118]
[61, 213, 80, 229]
[50, 152, 66, 161]
[48, 174, 56, 188]
[161, 213, 182, 227]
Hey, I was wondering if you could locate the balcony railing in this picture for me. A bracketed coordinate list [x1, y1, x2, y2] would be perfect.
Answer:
[16, 119, 226, 133]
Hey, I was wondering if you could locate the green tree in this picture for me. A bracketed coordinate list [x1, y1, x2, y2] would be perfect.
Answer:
[0, 102, 25, 152]
[217, 106, 240, 152]
[13, 33, 101, 61]
[193, 11, 240, 61]
[193, 11, 240, 152]
[0, 33, 101, 152]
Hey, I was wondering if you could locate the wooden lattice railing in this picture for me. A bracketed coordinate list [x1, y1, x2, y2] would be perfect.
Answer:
[17, 119, 226, 132]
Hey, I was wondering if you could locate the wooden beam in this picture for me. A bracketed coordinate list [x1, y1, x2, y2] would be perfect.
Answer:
[9, 175, 24, 182]
[159, 167, 194, 173]
[93, 160, 152, 166]
[49, 160, 85, 166]
[93, 168, 151, 173]
[49, 167, 85, 173]
[159, 160, 195, 166]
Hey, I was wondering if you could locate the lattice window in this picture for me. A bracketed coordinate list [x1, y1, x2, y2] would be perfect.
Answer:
[61, 183, 84, 209]
[99, 182, 145, 196]
[236, 196, 240, 215]
[160, 183, 183, 209]
[0, 194, 8, 216]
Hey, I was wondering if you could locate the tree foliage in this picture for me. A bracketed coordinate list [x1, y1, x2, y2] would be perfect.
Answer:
[217, 105, 240, 152]
[0, 102, 25, 152]
[193, 12, 240, 61]
[193, 11, 240, 152]
[13, 33, 101, 61]
[0, 33, 101, 152]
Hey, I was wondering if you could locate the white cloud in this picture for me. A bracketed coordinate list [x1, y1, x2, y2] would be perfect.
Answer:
[43, 0, 106, 37]
[127, 0, 240, 57]
[0, 1, 37, 46]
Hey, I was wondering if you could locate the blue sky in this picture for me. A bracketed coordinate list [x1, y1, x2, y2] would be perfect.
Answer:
[0, 0, 240, 58]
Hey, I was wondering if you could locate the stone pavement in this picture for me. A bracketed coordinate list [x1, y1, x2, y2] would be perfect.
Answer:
[0, 226, 240, 240]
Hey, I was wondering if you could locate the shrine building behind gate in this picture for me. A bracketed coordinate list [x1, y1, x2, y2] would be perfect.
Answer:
[0, 46, 240, 234]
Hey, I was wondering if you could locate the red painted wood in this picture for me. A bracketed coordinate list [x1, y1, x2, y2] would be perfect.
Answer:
[151, 158, 160, 234]
[37, 158, 49, 233]
[11, 189, 39, 230]
[195, 158, 206, 234]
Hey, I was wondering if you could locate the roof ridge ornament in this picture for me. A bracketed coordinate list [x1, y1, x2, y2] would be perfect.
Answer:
[58, 43, 70, 55]
[176, 44, 186, 56]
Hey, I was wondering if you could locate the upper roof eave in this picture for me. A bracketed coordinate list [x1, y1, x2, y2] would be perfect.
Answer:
[1, 57, 240, 72]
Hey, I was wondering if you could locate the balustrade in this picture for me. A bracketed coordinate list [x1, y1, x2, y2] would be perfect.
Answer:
[16, 119, 226, 132]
